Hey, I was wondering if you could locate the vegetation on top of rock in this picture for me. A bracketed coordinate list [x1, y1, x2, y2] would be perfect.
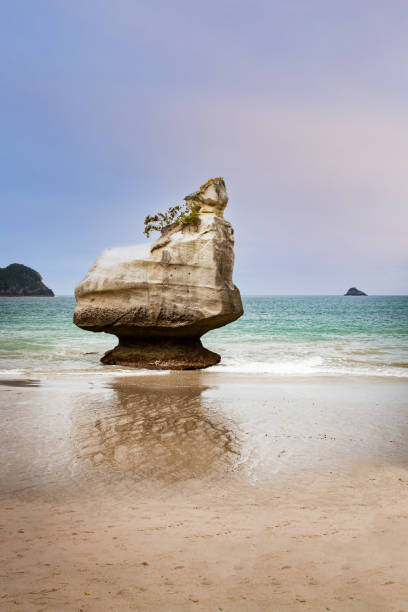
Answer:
[199, 177, 225, 190]
[0, 263, 54, 296]
[143, 202, 201, 238]
[143, 177, 226, 238]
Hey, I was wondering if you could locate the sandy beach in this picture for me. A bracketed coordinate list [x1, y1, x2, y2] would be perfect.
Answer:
[1, 373, 408, 611]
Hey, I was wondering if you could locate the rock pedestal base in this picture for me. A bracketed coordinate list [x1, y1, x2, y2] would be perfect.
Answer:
[101, 337, 221, 370]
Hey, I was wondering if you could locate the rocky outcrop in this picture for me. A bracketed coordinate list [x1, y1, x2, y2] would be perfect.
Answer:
[344, 287, 367, 296]
[74, 179, 243, 369]
[0, 264, 54, 297]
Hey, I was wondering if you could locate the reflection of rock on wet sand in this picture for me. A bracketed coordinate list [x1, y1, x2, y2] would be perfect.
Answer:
[72, 377, 239, 483]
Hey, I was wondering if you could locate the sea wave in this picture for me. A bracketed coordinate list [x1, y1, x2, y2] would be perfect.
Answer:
[1, 295, 407, 380]
[209, 355, 408, 378]
[210, 355, 324, 375]
[0, 367, 170, 381]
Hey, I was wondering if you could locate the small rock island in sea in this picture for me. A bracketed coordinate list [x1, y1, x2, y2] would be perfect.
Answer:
[344, 287, 367, 296]
[0, 263, 54, 296]
[74, 178, 243, 369]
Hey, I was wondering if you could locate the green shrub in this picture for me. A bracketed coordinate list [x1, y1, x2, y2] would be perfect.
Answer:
[143, 203, 200, 238]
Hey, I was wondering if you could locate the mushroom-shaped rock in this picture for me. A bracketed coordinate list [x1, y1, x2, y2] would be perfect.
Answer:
[74, 179, 243, 369]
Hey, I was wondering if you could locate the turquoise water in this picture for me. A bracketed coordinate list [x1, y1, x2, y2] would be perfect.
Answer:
[0, 296, 407, 378]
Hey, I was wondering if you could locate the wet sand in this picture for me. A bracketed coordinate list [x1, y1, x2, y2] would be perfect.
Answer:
[1, 372, 408, 611]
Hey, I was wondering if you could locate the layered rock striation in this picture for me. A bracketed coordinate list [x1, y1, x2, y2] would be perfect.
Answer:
[74, 179, 243, 369]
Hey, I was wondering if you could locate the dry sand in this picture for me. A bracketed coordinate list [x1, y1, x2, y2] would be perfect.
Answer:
[1, 373, 408, 611]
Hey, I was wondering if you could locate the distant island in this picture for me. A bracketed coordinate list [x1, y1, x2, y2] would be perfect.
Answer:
[344, 287, 367, 296]
[0, 264, 54, 297]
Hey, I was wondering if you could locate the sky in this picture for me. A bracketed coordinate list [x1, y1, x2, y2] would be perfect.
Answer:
[1, 0, 407, 295]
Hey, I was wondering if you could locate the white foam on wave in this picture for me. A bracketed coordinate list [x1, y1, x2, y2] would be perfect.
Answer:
[209, 354, 408, 377]
[95, 368, 170, 378]
[210, 355, 324, 375]
[0, 369, 26, 378]
[0, 367, 170, 382]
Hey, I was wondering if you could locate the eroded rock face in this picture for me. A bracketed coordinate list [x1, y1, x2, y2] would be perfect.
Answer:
[74, 179, 243, 369]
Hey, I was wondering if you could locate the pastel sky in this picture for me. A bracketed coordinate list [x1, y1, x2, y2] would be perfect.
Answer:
[1, 0, 407, 294]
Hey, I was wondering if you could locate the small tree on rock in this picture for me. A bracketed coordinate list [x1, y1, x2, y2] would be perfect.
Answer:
[143, 202, 201, 238]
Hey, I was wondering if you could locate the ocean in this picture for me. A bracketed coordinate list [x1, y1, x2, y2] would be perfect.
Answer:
[0, 295, 407, 379]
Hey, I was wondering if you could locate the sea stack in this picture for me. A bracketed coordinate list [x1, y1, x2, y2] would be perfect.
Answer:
[344, 287, 367, 296]
[74, 178, 243, 369]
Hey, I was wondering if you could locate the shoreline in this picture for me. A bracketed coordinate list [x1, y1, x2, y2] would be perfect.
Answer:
[1, 368, 408, 383]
